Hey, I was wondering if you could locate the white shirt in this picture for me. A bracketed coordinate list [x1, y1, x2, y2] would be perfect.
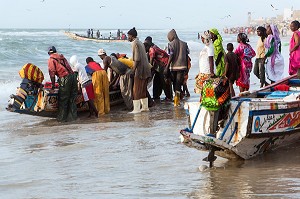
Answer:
[73, 63, 90, 85]
[199, 43, 214, 74]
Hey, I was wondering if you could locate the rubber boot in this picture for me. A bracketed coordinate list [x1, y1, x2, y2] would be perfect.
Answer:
[129, 100, 141, 114]
[141, 98, 149, 112]
[174, 91, 181, 107]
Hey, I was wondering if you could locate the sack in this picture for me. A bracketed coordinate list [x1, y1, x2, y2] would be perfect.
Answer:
[19, 63, 44, 83]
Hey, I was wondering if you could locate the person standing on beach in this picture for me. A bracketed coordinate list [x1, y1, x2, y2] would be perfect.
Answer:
[224, 43, 240, 97]
[127, 27, 152, 113]
[85, 57, 110, 116]
[195, 31, 215, 95]
[70, 55, 98, 117]
[209, 28, 225, 77]
[289, 20, 300, 76]
[254, 26, 268, 87]
[165, 29, 189, 106]
[47, 46, 78, 122]
[143, 36, 172, 101]
[235, 33, 256, 92]
[264, 24, 284, 84]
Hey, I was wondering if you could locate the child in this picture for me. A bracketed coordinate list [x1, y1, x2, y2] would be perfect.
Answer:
[69, 55, 98, 117]
[224, 43, 240, 97]
[234, 33, 256, 92]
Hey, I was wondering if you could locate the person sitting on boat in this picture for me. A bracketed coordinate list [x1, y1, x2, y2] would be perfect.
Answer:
[143, 36, 172, 101]
[99, 49, 133, 110]
[70, 55, 98, 117]
[85, 57, 110, 116]
[47, 46, 78, 122]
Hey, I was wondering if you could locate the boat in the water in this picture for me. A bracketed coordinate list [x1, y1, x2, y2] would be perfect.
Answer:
[64, 31, 128, 43]
[6, 63, 123, 117]
[180, 74, 300, 167]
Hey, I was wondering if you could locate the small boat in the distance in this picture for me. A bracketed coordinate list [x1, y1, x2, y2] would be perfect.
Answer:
[180, 74, 300, 167]
[64, 31, 128, 43]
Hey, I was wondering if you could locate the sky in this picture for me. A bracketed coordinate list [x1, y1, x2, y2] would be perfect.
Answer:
[0, 0, 298, 30]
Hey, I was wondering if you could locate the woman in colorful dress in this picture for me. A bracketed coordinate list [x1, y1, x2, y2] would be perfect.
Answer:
[209, 28, 225, 77]
[264, 24, 284, 84]
[289, 20, 300, 76]
[235, 33, 256, 92]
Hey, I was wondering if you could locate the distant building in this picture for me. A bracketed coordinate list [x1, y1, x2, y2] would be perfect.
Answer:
[293, 10, 300, 20]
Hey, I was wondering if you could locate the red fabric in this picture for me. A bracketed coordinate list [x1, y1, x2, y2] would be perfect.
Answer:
[82, 82, 95, 101]
[149, 45, 169, 67]
[274, 84, 290, 91]
[88, 61, 103, 71]
[48, 53, 73, 78]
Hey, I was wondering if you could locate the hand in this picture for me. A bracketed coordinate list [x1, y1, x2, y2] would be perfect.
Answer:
[222, 76, 228, 85]
[49, 88, 55, 93]
[163, 67, 170, 76]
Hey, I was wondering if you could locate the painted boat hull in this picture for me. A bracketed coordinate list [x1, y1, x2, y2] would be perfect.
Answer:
[64, 32, 128, 43]
[180, 75, 300, 161]
[7, 86, 123, 118]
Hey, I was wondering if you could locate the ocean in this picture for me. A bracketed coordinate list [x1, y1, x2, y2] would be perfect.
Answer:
[0, 29, 299, 199]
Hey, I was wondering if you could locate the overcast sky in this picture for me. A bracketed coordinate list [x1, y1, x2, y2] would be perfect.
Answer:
[0, 0, 298, 30]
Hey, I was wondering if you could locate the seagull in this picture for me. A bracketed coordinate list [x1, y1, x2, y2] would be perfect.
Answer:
[166, 17, 172, 20]
[271, 4, 278, 11]
[221, 15, 231, 19]
[41, 0, 45, 2]
[100, 5, 105, 8]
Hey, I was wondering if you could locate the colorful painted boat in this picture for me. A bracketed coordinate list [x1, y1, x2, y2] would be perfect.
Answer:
[6, 81, 123, 117]
[64, 32, 128, 43]
[180, 74, 300, 166]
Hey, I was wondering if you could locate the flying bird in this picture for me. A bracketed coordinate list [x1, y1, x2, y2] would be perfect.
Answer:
[166, 17, 172, 20]
[100, 6, 105, 8]
[271, 4, 278, 11]
[41, 0, 45, 2]
[221, 15, 231, 19]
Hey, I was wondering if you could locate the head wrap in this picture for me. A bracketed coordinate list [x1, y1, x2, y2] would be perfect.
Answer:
[144, 36, 152, 43]
[209, 28, 223, 42]
[201, 31, 211, 46]
[48, 46, 56, 55]
[127, 27, 137, 37]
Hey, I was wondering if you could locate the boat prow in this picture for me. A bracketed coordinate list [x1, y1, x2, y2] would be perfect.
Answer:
[180, 74, 300, 166]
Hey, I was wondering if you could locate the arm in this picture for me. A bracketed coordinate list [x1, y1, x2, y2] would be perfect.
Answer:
[102, 56, 111, 71]
[215, 51, 223, 66]
[48, 59, 56, 89]
[265, 39, 275, 57]
[209, 56, 215, 76]
[290, 32, 300, 54]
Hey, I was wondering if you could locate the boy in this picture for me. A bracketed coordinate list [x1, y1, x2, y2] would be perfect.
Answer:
[224, 43, 240, 97]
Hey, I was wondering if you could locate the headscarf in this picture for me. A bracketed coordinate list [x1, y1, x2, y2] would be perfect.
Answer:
[209, 28, 223, 42]
[265, 24, 281, 72]
[201, 31, 211, 46]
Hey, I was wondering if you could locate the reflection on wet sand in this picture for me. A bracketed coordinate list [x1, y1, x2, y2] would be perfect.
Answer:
[188, 142, 300, 199]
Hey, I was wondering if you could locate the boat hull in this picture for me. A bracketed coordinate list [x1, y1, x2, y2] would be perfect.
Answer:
[64, 32, 128, 43]
[181, 76, 300, 161]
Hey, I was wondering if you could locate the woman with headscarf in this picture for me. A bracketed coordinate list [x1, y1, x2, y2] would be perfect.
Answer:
[264, 24, 284, 83]
[209, 28, 225, 77]
[254, 26, 268, 87]
[195, 31, 215, 94]
[166, 29, 189, 106]
[289, 20, 300, 76]
[235, 33, 256, 92]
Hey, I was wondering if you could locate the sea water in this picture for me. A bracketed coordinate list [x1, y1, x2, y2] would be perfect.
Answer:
[0, 29, 299, 198]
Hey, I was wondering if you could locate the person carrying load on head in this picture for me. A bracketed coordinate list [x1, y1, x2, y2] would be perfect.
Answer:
[48, 46, 78, 122]
[70, 55, 98, 118]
